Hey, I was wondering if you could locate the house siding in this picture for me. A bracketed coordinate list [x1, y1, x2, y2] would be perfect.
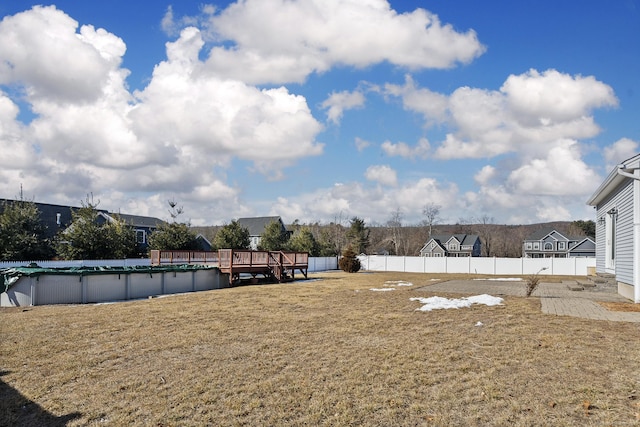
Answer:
[616, 182, 635, 285]
[595, 180, 632, 279]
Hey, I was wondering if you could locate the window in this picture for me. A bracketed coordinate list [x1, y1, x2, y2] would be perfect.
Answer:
[525, 242, 532, 250]
[533, 242, 540, 250]
[136, 230, 146, 244]
[544, 242, 553, 251]
[558, 241, 565, 250]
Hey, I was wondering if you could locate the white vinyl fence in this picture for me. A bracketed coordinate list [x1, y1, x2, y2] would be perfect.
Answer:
[358, 255, 595, 276]
[0, 256, 338, 272]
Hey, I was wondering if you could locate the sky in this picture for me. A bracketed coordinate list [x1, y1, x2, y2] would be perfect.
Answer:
[0, 1, 639, 227]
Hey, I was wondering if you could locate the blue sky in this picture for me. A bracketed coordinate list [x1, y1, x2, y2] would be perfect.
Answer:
[0, 1, 638, 226]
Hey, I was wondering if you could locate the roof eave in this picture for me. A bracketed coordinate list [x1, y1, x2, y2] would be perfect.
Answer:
[588, 154, 640, 206]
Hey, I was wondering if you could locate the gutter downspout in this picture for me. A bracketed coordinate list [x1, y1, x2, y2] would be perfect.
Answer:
[617, 165, 640, 303]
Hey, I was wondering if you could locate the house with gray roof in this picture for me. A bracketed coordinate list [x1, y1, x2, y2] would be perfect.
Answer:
[419, 234, 481, 257]
[522, 228, 595, 258]
[237, 216, 290, 250]
[97, 212, 166, 251]
[0, 198, 166, 254]
[587, 153, 640, 303]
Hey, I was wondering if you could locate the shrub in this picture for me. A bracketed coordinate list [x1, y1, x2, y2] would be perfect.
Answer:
[525, 267, 548, 297]
[339, 246, 361, 273]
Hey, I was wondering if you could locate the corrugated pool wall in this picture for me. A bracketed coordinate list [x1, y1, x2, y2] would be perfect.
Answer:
[1, 268, 227, 307]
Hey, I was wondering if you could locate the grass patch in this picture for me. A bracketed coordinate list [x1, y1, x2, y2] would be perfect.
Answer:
[1, 271, 639, 426]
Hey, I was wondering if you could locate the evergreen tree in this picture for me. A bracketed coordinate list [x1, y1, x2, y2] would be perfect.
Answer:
[212, 220, 250, 249]
[258, 220, 289, 251]
[56, 197, 137, 259]
[148, 222, 199, 251]
[346, 217, 370, 254]
[287, 227, 320, 256]
[317, 229, 339, 256]
[338, 246, 361, 273]
[571, 219, 596, 238]
[0, 198, 54, 261]
[147, 199, 199, 251]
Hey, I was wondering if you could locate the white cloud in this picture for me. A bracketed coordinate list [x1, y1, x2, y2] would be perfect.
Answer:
[384, 75, 449, 124]
[0, 6, 125, 102]
[365, 165, 398, 187]
[0, 92, 30, 168]
[506, 140, 601, 196]
[604, 138, 639, 171]
[535, 205, 572, 222]
[355, 137, 371, 152]
[0, 7, 324, 222]
[501, 69, 618, 126]
[198, 0, 485, 84]
[321, 90, 365, 124]
[271, 178, 458, 224]
[161, 5, 217, 37]
[474, 165, 497, 186]
[381, 138, 430, 159]
[386, 69, 617, 161]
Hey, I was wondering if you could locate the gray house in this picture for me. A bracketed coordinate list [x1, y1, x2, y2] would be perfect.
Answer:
[522, 228, 595, 258]
[587, 153, 640, 303]
[237, 216, 289, 250]
[97, 212, 166, 251]
[419, 234, 481, 257]
[0, 199, 165, 254]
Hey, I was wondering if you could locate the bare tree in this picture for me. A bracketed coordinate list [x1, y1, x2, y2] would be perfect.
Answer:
[386, 208, 403, 255]
[422, 203, 441, 240]
[477, 214, 495, 257]
[167, 198, 184, 222]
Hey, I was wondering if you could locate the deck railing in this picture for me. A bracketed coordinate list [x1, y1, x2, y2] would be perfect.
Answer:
[150, 250, 219, 266]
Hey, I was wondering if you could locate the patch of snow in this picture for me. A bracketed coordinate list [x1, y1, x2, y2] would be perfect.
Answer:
[473, 278, 522, 281]
[410, 294, 504, 311]
[370, 288, 396, 292]
[384, 281, 414, 287]
[475, 321, 483, 327]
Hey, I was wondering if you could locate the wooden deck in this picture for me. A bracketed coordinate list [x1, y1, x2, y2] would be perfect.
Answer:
[218, 250, 309, 284]
[150, 249, 309, 284]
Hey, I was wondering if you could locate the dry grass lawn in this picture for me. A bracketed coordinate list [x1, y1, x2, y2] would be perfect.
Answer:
[2, 270, 640, 426]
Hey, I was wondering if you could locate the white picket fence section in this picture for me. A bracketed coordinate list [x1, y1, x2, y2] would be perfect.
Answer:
[0, 256, 338, 272]
[358, 255, 596, 276]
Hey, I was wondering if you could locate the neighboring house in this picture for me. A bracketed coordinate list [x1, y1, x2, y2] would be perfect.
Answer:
[587, 154, 640, 303]
[97, 212, 166, 252]
[419, 234, 481, 257]
[0, 199, 78, 239]
[237, 216, 290, 250]
[522, 228, 595, 258]
[0, 199, 165, 254]
[195, 234, 212, 251]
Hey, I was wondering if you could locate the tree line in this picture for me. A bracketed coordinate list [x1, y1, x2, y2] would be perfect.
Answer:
[0, 196, 595, 262]
[0, 197, 205, 261]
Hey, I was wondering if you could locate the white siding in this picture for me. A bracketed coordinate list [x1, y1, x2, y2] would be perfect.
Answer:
[595, 180, 632, 275]
[616, 182, 635, 285]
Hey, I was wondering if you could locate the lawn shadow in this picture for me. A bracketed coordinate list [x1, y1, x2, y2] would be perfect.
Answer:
[0, 370, 82, 426]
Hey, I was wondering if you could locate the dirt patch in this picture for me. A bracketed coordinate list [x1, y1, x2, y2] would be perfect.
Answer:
[598, 301, 640, 312]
